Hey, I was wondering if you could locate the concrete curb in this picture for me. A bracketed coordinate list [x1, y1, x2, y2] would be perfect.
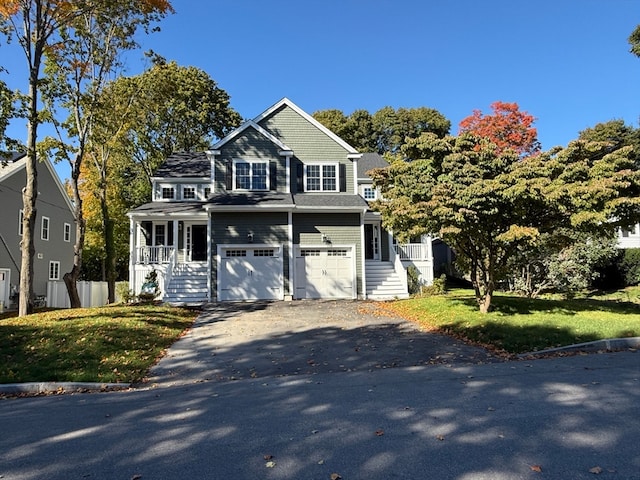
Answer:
[518, 337, 640, 358]
[0, 382, 129, 395]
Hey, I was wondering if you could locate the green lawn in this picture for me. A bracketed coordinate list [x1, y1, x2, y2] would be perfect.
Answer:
[384, 287, 640, 355]
[0, 305, 198, 384]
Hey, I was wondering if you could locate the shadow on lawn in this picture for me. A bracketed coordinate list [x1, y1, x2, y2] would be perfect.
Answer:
[450, 293, 640, 316]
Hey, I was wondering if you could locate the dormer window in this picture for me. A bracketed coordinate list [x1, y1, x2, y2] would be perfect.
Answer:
[162, 187, 175, 200]
[234, 160, 269, 191]
[182, 186, 196, 200]
[363, 186, 377, 201]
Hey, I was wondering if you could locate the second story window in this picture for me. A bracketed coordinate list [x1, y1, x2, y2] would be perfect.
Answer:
[18, 210, 24, 236]
[64, 223, 71, 242]
[234, 160, 268, 191]
[41, 217, 50, 241]
[305, 164, 338, 192]
[162, 187, 175, 200]
[182, 186, 196, 200]
[363, 186, 377, 201]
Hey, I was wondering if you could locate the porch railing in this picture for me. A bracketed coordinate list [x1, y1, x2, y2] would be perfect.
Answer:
[137, 246, 174, 264]
[394, 243, 429, 261]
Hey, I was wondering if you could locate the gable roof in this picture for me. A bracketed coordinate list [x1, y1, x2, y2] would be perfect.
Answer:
[210, 120, 292, 153]
[253, 98, 359, 155]
[0, 152, 74, 213]
[357, 152, 389, 179]
[153, 152, 210, 178]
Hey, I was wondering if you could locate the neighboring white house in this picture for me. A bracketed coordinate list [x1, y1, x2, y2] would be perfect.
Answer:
[127, 98, 435, 304]
[617, 224, 640, 249]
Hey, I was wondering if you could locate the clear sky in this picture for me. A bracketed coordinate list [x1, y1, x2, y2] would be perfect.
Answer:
[2, 0, 640, 180]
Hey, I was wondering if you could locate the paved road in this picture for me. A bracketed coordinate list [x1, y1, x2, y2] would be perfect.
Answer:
[0, 301, 638, 479]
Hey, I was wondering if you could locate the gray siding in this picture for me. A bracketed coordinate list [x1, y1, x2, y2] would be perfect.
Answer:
[293, 213, 362, 295]
[211, 212, 290, 295]
[214, 127, 286, 192]
[0, 160, 75, 301]
[258, 105, 355, 194]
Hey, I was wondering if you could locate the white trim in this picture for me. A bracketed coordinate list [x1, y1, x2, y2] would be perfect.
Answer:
[212, 120, 292, 152]
[64, 222, 71, 242]
[285, 155, 291, 193]
[288, 211, 293, 298]
[18, 209, 23, 236]
[253, 98, 359, 154]
[48, 260, 60, 280]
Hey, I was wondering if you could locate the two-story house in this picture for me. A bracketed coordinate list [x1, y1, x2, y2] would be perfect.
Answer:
[128, 98, 432, 303]
[0, 153, 75, 309]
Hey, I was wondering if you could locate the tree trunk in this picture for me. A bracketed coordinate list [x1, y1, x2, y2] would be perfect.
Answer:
[64, 156, 86, 308]
[105, 217, 116, 303]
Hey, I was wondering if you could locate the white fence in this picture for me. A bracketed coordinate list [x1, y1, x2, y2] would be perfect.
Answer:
[46, 281, 119, 309]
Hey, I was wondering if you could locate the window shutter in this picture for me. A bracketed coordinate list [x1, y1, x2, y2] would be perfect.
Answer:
[270, 161, 277, 191]
[339, 164, 347, 192]
[225, 160, 233, 190]
[296, 163, 304, 192]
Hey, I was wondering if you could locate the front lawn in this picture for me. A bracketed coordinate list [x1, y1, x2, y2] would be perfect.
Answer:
[0, 305, 198, 384]
[384, 287, 640, 355]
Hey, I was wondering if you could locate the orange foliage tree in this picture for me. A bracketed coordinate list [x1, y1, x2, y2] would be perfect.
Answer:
[458, 101, 541, 158]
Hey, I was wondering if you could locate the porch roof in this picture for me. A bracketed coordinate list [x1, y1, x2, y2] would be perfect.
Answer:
[293, 194, 368, 210]
[128, 201, 206, 217]
[204, 192, 295, 211]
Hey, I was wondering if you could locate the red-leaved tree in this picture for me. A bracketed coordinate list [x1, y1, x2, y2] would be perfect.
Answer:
[458, 101, 541, 157]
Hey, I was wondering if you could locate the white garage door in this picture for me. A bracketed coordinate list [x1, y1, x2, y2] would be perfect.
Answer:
[295, 247, 355, 299]
[218, 246, 283, 301]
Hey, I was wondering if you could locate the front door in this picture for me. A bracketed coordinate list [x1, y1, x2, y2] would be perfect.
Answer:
[186, 224, 208, 262]
[364, 224, 380, 260]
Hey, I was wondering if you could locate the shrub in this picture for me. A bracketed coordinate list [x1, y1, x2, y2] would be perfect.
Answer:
[620, 248, 640, 286]
[407, 266, 422, 294]
[115, 282, 135, 304]
[419, 274, 447, 297]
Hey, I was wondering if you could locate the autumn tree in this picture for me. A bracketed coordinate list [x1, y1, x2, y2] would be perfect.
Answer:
[0, 0, 95, 315]
[458, 101, 541, 157]
[370, 134, 640, 312]
[40, 0, 173, 307]
[629, 24, 640, 57]
[81, 60, 241, 301]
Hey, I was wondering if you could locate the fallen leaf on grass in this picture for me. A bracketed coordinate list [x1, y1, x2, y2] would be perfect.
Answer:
[265, 461, 276, 468]
[589, 466, 603, 474]
[530, 465, 542, 472]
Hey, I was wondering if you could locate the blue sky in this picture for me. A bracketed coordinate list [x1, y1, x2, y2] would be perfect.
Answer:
[2, 0, 640, 180]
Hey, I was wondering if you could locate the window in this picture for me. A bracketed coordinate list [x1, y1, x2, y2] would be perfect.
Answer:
[182, 186, 196, 200]
[300, 249, 321, 257]
[161, 187, 175, 200]
[305, 164, 337, 192]
[41, 217, 50, 241]
[363, 186, 377, 201]
[234, 160, 268, 191]
[253, 249, 275, 257]
[64, 223, 71, 242]
[225, 249, 247, 257]
[204, 187, 211, 198]
[18, 210, 24, 236]
[49, 261, 60, 280]
[154, 224, 165, 246]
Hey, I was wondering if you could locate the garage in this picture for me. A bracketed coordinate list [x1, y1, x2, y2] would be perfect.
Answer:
[295, 246, 355, 299]
[218, 246, 283, 301]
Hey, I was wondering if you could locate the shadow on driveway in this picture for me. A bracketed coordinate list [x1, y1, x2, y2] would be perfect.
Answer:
[145, 300, 499, 387]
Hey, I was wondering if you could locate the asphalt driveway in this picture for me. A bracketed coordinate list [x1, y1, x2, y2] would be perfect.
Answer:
[145, 300, 498, 387]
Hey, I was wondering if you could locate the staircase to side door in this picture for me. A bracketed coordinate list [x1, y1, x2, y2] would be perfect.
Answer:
[365, 261, 409, 300]
[163, 262, 209, 305]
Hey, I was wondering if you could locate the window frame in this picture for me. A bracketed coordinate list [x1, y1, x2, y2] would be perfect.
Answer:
[64, 223, 71, 242]
[49, 260, 60, 280]
[181, 185, 197, 200]
[18, 209, 24, 236]
[304, 163, 339, 192]
[41, 216, 50, 241]
[233, 159, 269, 191]
[160, 185, 175, 201]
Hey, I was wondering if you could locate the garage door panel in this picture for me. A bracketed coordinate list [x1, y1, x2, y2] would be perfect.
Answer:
[295, 247, 354, 299]
[219, 247, 283, 301]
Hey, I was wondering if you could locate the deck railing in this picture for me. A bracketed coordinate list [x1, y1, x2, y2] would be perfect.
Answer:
[137, 246, 174, 264]
[394, 243, 429, 261]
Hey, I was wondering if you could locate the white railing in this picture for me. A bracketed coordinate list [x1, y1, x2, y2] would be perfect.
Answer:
[394, 243, 429, 261]
[163, 248, 177, 293]
[389, 243, 409, 294]
[136, 246, 174, 264]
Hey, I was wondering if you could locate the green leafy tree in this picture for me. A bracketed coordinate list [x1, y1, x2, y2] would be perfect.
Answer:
[39, 0, 173, 307]
[629, 24, 640, 57]
[371, 134, 640, 312]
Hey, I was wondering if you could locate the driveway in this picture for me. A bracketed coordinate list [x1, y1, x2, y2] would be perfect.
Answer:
[145, 300, 498, 387]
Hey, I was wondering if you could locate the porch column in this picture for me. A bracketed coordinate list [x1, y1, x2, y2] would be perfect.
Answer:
[173, 220, 179, 260]
[129, 216, 136, 288]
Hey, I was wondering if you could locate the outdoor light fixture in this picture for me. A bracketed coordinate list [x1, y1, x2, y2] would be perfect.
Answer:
[247, 233, 254, 243]
[322, 234, 331, 243]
